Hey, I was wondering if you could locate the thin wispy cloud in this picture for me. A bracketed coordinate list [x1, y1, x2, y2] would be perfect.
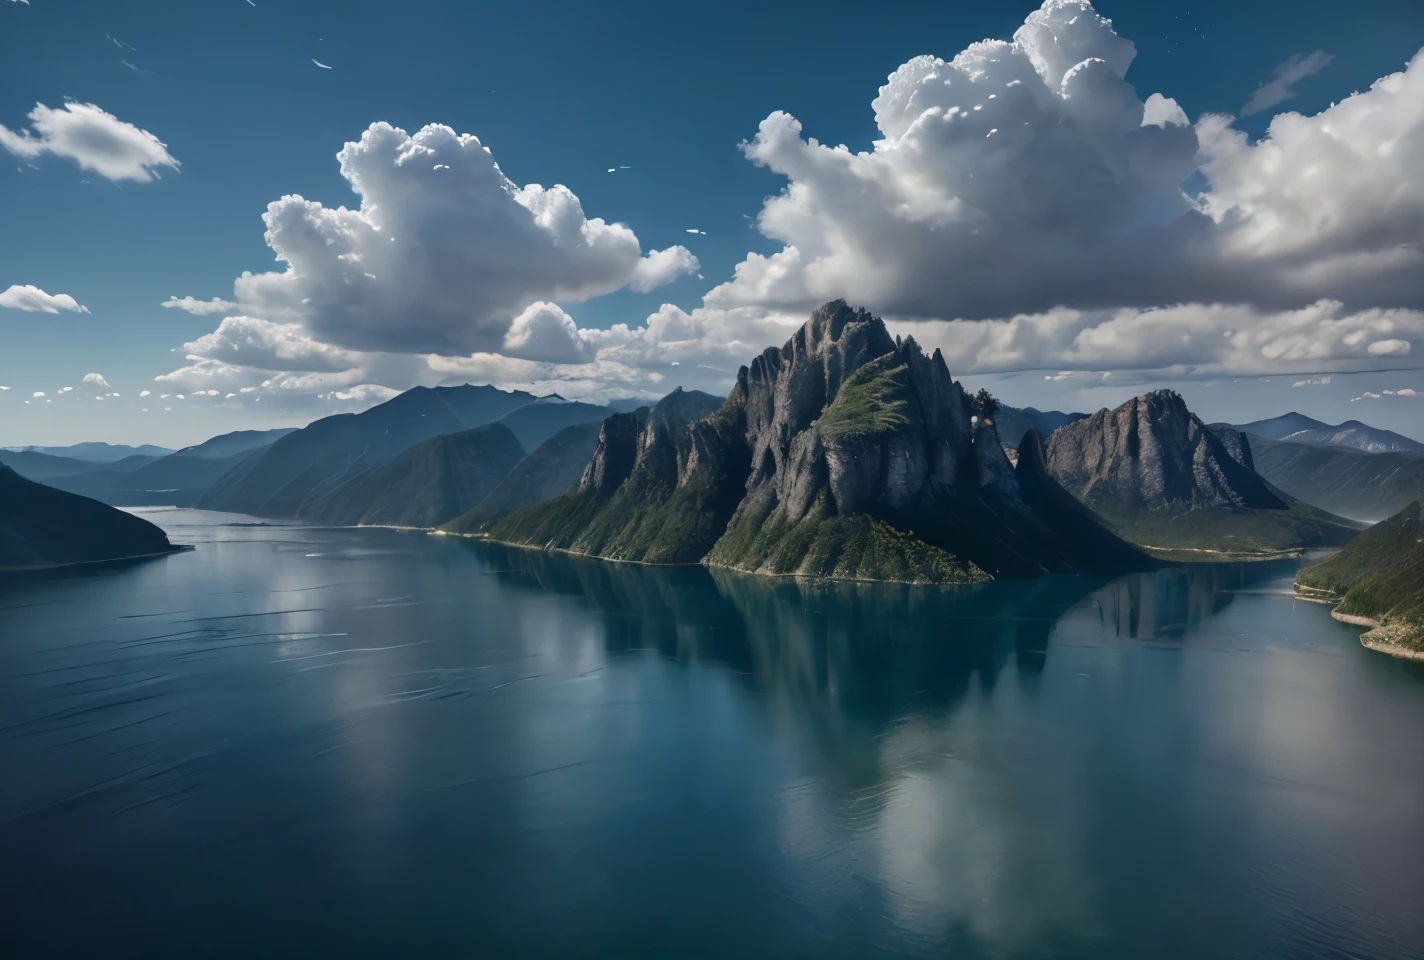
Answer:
[1242, 50, 1334, 116]
[162, 296, 238, 315]
[312, 59, 332, 69]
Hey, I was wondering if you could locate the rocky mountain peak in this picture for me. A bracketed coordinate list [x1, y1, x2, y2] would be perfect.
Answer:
[492, 300, 1150, 580]
[1044, 390, 1285, 515]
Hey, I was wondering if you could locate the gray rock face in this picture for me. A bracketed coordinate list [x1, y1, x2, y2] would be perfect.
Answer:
[579, 388, 723, 499]
[1044, 391, 1283, 516]
[580, 409, 649, 497]
[729, 301, 980, 526]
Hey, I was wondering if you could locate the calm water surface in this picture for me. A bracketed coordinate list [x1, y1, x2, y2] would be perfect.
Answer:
[1, 508, 1422, 959]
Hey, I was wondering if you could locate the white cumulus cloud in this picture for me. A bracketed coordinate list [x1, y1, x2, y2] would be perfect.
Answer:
[157, 1, 1424, 411]
[0, 284, 89, 314]
[0, 101, 178, 182]
[629, 246, 700, 293]
[189, 121, 698, 356]
[501, 302, 593, 364]
[708, 2, 1423, 328]
[81, 373, 111, 390]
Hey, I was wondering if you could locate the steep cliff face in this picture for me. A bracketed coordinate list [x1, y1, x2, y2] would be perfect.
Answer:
[1045, 391, 1360, 556]
[1044, 391, 1283, 514]
[490, 301, 1150, 581]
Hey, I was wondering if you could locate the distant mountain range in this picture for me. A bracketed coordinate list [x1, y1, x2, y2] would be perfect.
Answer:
[494, 398, 609, 450]
[196, 385, 542, 518]
[995, 405, 1086, 449]
[1, 441, 174, 462]
[1296, 499, 1424, 659]
[1235, 412, 1424, 457]
[0, 465, 176, 570]
[0, 448, 154, 481]
[1246, 435, 1424, 523]
[474, 301, 1152, 582]
[1043, 391, 1359, 558]
[172, 428, 296, 460]
[1, 428, 296, 508]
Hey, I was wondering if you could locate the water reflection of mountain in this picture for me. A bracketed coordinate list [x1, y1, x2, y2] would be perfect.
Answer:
[1090, 559, 1297, 641]
[474, 544, 1300, 719]
[475, 543, 1113, 716]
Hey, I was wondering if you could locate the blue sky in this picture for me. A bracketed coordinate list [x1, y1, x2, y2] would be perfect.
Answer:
[2, 0, 1423, 446]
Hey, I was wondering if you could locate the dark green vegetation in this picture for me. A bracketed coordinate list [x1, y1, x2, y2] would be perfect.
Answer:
[1296, 500, 1424, 654]
[485, 301, 1151, 582]
[1235, 412, 1424, 457]
[197, 384, 540, 518]
[441, 422, 603, 533]
[0, 465, 174, 569]
[299, 424, 527, 528]
[813, 357, 909, 440]
[705, 494, 989, 583]
[1245, 434, 1424, 523]
[1046, 392, 1360, 559]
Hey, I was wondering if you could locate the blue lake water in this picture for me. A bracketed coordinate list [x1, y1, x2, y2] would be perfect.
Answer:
[1, 508, 1422, 959]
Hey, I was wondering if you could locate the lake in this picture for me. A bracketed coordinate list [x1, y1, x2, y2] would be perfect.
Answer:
[1, 508, 1422, 959]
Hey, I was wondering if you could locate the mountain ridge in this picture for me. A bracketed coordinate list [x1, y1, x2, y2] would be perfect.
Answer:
[297, 423, 527, 528]
[1235, 412, 1424, 457]
[197, 384, 541, 518]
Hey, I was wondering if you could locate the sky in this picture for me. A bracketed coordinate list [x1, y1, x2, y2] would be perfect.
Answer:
[2, 0, 1423, 448]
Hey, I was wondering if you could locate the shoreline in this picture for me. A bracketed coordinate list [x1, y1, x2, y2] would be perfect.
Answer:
[1328, 610, 1424, 662]
[1295, 584, 1424, 663]
[1137, 543, 1306, 562]
[0, 543, 194, 575]
[431, 530, 991, 587]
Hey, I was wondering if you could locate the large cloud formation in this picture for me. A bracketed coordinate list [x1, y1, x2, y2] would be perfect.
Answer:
[163, 0, 1424, 412]
[214, 122, 698, 356]
[715, 1, 1422, 320]
[0, 102, 179, 182]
